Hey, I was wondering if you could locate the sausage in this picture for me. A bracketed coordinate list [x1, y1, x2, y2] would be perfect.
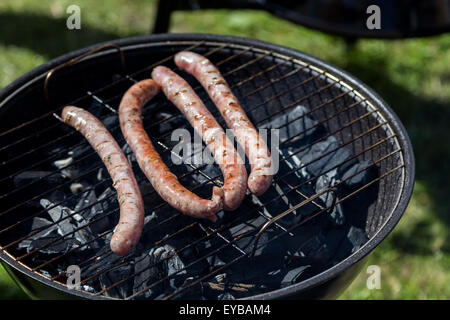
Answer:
[119, 79, 223, 221]
[174, 51, 273, 196]
[61, 106, 144, 256]
[151, 67, 248, 211]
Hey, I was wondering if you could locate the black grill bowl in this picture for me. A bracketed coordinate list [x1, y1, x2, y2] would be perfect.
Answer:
[0, 34, 414, 300]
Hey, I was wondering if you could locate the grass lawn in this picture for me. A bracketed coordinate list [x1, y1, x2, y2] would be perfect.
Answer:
[0, 0, 449, 300]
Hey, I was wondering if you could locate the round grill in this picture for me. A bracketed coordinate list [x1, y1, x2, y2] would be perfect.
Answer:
[0, 34, 414, 300]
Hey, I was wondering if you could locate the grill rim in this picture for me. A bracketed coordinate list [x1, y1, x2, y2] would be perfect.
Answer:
[0, 33, 415, 300]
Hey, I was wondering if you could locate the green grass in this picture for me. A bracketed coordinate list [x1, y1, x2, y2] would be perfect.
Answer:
[0, 0, 449, 300]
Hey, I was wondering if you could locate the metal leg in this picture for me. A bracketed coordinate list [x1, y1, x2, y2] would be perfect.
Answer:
[152, 0, 175, 34]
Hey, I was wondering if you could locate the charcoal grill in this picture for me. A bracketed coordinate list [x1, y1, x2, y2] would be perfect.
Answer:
[0, 34, 414, 300]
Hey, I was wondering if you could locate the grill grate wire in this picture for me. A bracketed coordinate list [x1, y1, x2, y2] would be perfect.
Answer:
[0, 40, 405, 300]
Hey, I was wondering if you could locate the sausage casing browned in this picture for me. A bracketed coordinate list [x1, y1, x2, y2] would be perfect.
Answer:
[119, 79, 223, 221]
[61, 106, 144, 256]
[152, 67, 248, 211]
[175, 51, 273, 196]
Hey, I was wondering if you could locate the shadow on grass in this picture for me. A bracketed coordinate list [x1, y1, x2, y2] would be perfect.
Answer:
[330, 45, 450, 255]
[0, 11, 127, 58]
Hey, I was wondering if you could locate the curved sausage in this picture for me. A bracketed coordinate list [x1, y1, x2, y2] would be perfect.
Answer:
[152, 67, 248, 211]
[174, 51, 273, 196]
[61, 106, 144, 256]
[119, 79, 223, 221]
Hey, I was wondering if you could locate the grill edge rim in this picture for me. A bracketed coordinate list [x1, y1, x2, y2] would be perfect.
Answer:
[0, 33, 415, 300]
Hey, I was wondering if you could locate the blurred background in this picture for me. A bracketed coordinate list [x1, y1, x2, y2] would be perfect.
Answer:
[0, 0, 449, 299]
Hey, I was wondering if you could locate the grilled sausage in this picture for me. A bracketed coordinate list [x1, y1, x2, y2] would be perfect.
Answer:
[119, 79, 223, 221]
[152, 66, 248, 211]
[61, 106, 144, 256]
[174, 51, 273, 196]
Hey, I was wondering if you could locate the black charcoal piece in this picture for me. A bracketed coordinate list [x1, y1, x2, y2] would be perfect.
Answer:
[340, 160, 377, 189]
[18, 229, 80, 255]
[347, 226, 368, 253]
[40, 199, 76, 236]
[280, 265, 311, 287]
[260, 105, 323, 144]
[99, 261, 134, 299]
[88, 188, 118, 234]
[13, 171, 64, 187]
[299, 136, 351, 178]
[315, 170, 345, 226]
[218, 292, 235, 300]
[132, 245, 186, 299]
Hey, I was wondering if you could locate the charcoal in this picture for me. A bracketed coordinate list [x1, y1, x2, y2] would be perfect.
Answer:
[70, 182, 86, 194]
[346, 226, 368, 253]
[68, 144, 92, 158]
[18, 229, 80, 255]
[40, 199, 76, 236]
[132, 245, 186, 299]
[122, 143, 136, 164]
[331, 226, 368, 263]
[53, 157, 73, 169]
[102, 114, 119, 128]
[13, 171, 64, 187]
[81, 285, 96, 293]
[315, 170, 345, 226]
[280, 265, 311, 287]
[27, 217, 59, 239]
[260, 105, 323, 144]
[20, 98, 378, 300]
[99, 261, 134, 299]
[218, 292, 235, 300]
[339, 160, 377, 189]
[73, 189, 97, 214]
[87, 188, 118, 234]
[299, 136, 351, 178]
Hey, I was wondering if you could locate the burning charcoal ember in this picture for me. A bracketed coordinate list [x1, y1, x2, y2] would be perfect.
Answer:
[260, 105, 323, 144]
[13, 171, 64, 188]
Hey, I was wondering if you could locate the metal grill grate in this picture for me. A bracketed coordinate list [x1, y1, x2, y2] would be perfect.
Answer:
[0, 38, 406, 300]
